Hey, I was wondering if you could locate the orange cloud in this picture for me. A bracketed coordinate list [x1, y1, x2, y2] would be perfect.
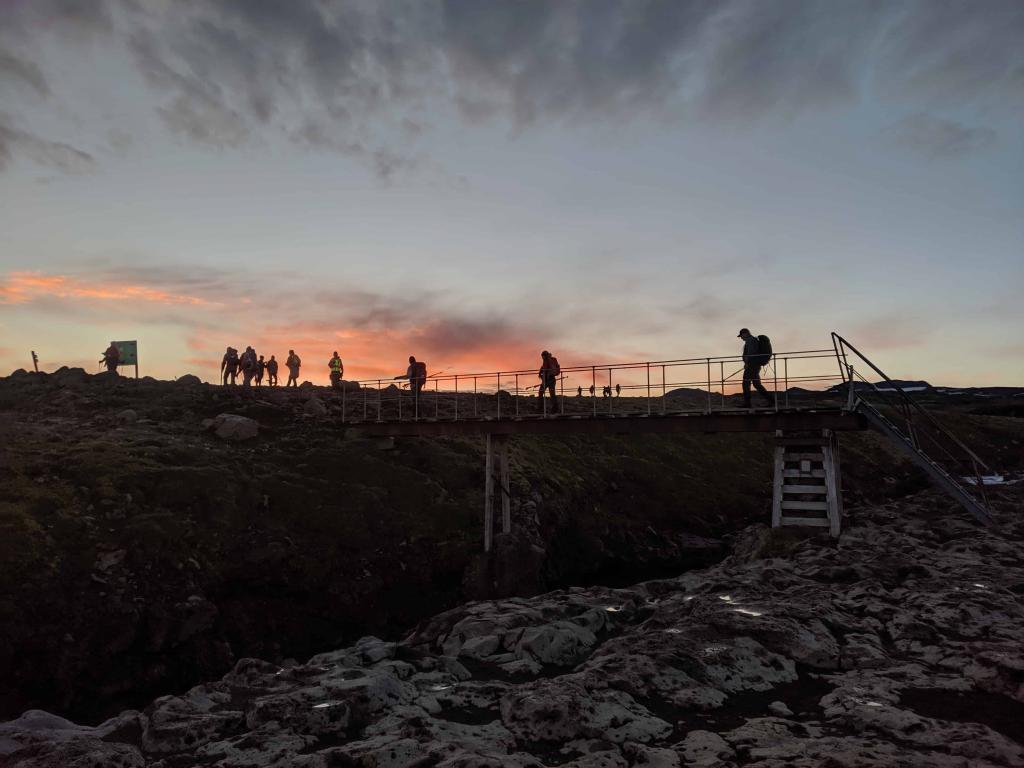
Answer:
[0, 271, 213, 306]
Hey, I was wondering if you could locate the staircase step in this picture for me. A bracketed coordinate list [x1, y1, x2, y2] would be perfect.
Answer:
[780, 516, 830, 527]
[781, 500, 829, 511]
[782, 484, 827, 495]
[782, 469, 825, 478]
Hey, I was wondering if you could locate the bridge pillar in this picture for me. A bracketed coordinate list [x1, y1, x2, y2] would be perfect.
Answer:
[484, 434, 512, 552]
[772, 429, 842, 537]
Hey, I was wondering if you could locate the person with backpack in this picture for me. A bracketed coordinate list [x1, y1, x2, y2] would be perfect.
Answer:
[266, 355, 279, 387]
[285, 350, 301, 387]
[395, 356, 427, 398]
[100, 342, 120, 374]
[738, 328, 772, 408]
[328, 351, 344, 389]
[255, 355, 266, 387]
[221, 346, 239, 386]
[240, 346, 257, 387]
[537, 350, 560, 414]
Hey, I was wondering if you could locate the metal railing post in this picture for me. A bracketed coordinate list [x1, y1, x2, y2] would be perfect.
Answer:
[773, 361, 779, 412]
[435, 378, 440, 419]
[591, 366, 597, 416]
[497, 373, 501, 419]
[784, 357, 789, 409]
[646, 362, 651, 416]
[659, 366, 667, 415]
[473, 377, 478, 417]
[515, 374, 520, 417]
[454, 375, 459, 421]
[399, 386, 402, 420]
[608, 369, 613, 415]
[846, 365, 856, 410]
[705, 358, 712, 414]
[377, 380, 382, 422]
[363, 384, 368, 421]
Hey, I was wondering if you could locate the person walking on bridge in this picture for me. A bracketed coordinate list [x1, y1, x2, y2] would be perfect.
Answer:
[285, 349, 301, 387]
[328, 351, 344, 389]
[396, 356, 427, 399]
[738, 328, 772, 409]
[537, 350, 560, 414]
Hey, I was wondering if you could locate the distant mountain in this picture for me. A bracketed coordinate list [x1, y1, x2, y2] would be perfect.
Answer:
[827, 380, 1024, 397]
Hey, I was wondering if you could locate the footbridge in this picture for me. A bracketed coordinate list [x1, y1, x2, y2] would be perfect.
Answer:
[339, 334, 994, 548]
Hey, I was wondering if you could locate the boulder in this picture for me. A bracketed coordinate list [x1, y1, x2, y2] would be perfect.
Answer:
[303, 397, 328, 417]
[212, 414, 259, 441]
[116, 409, 138, 425]
[176, 374, 202, 385]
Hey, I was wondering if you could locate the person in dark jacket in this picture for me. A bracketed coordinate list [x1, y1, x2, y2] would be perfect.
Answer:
[100, 342, 120, 374]
[738, 328, 772, 408]
[221, 347, 239, 386]
[537, 350, 560, 414]
[266, 355, 279, 386]
[255, 355, 266, 387]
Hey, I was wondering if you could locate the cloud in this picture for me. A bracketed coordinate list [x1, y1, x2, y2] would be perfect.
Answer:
[886, 113, 996, 158]
[0, 50, 49, 96]
[0, 271, 214, 309]
[849, 312, 930, 351]
[0, 114, 96, 174]
[0, 264, 566, 382]
[2, 0, 1021, 175]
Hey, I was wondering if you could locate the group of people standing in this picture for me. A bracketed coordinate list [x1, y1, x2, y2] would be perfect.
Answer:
[212, 330, 772, 409]
[220, 347, 303, 388]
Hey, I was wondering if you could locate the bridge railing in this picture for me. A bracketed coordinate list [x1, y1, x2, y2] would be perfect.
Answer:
[334, 348, 845, 423]
[831, 332, 994, 515]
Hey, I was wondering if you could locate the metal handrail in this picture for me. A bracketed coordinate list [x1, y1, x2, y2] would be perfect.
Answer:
[327, 346, 846, 424]
[831, 332, 991, 471]
[347, 349, 838, 388]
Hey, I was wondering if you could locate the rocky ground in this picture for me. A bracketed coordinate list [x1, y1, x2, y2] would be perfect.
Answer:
[2, 484, 1023, 767]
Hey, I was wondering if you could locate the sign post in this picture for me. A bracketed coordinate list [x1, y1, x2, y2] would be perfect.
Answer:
[113, 340, 139, 379]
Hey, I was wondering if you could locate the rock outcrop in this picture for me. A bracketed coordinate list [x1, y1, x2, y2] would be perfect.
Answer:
[3, 489, 1022, 767]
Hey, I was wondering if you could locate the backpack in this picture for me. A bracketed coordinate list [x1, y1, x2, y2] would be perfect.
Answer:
[756, 335, 773, 366]
[413, 361, 427, 381]
[549, 356, 561, 376]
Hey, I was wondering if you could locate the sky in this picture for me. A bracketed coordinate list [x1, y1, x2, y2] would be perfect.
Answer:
[0, 0, 1022, 387]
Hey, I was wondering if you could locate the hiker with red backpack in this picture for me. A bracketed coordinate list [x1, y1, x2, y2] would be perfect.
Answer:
[738, 328, 773, 408]
[538, 350, 560, 414]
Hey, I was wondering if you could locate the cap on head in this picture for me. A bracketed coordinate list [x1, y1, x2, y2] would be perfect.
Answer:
[541, 350, 550, 357]
[737, 328, 750, 338]
[409, 355, 416, 363]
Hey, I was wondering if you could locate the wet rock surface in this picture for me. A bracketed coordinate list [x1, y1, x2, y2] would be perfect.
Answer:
[3, 486, 1023, 767]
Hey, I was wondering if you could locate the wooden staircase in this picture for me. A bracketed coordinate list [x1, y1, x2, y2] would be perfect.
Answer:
[772, 429, 842, 537]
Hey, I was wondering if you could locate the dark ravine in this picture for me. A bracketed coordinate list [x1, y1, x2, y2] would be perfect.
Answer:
[2, 485, 1023, 767]
[2, 369, 1022, 732]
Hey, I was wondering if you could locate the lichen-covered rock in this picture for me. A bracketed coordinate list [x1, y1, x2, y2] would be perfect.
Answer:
[212, 413, 259, 441]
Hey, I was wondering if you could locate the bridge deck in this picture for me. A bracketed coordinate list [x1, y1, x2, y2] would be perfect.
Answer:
[344, 408, 867, 437]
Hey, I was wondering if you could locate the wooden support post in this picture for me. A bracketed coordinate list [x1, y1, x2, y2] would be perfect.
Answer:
[484, 434, 494, 552]
[500, 438, 511, 534]
[771, 430, 784, 528]
[821, 429, 842, 538]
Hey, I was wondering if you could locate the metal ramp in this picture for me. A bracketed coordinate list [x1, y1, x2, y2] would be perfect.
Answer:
[831, 333, 995, 526]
